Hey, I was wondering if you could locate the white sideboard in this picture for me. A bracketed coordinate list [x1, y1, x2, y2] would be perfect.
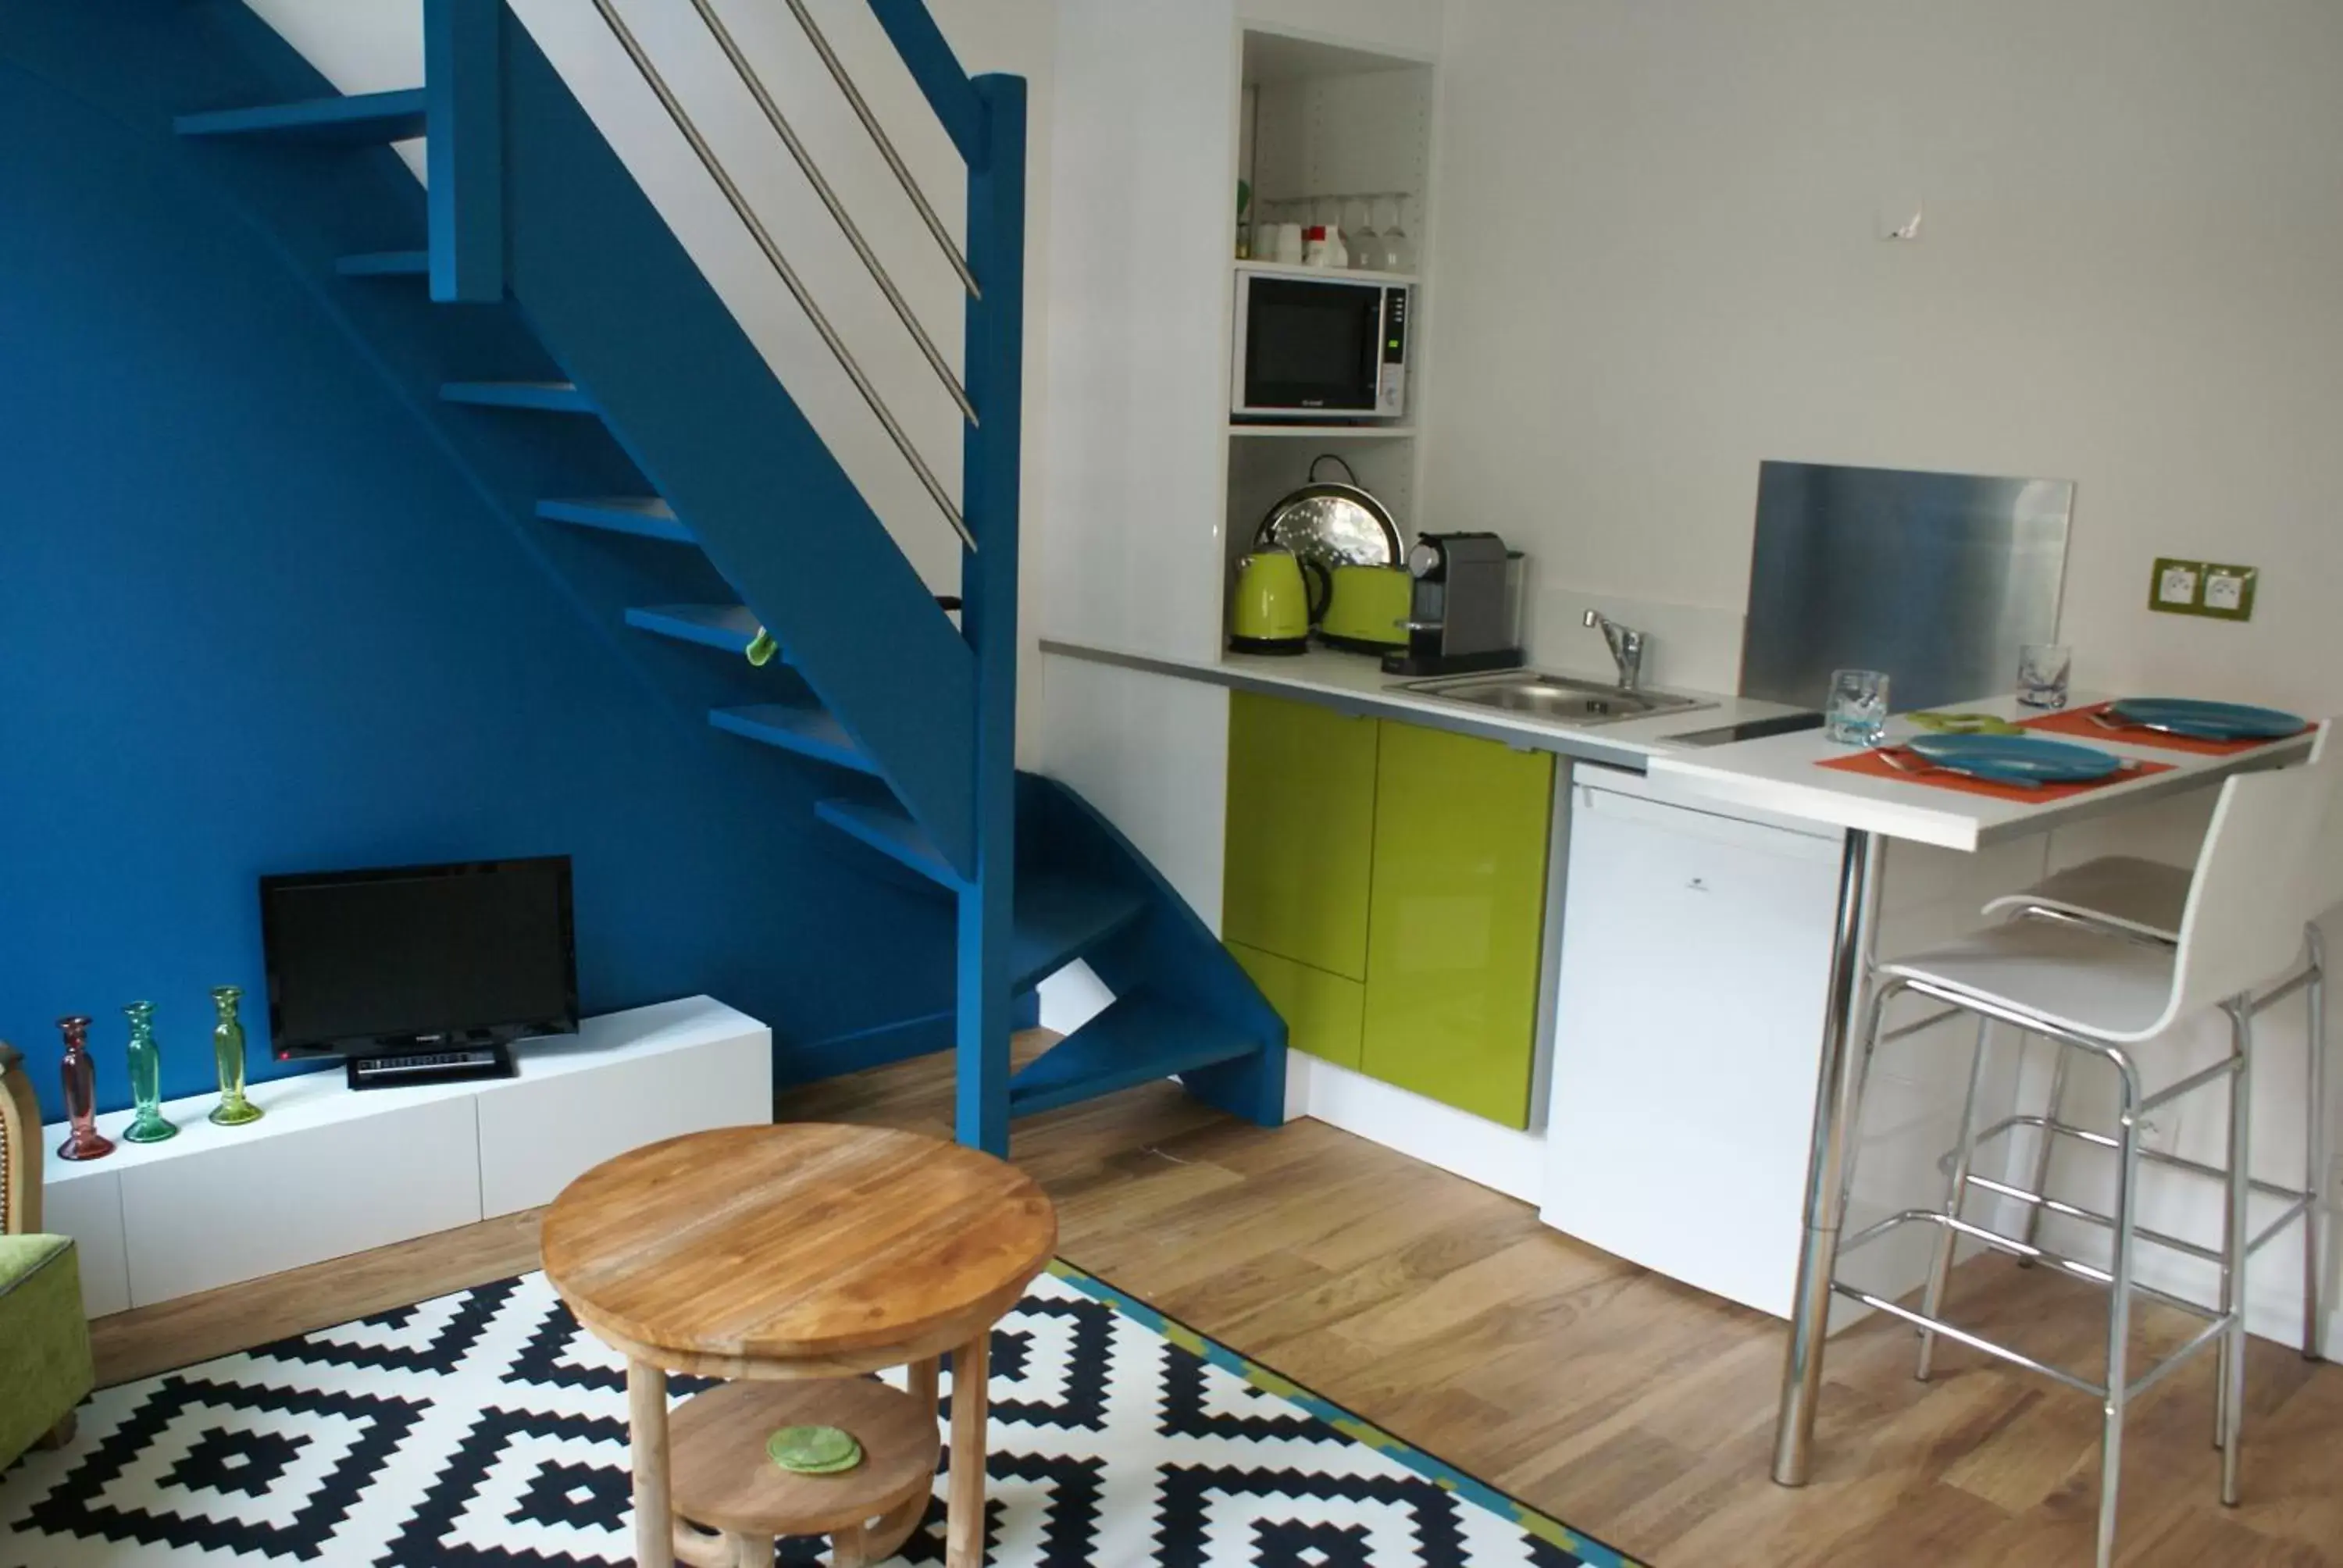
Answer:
[42, 996, 770, 1316]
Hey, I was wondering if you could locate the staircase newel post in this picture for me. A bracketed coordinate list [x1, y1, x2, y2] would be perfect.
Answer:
[954, 74, 1026, 1156]
[423, 0, 504, 304]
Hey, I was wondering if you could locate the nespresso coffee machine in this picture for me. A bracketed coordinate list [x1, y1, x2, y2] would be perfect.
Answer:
[1381, 532, 1525, 676]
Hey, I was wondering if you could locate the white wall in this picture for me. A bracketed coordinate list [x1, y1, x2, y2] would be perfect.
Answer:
[242, 0, 1057, 757]
[1422, 0, 2343, 1347]
[1424, 0, 2343, 722]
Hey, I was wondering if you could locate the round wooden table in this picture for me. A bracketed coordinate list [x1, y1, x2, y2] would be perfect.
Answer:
[541, 1123, 1057, 1568]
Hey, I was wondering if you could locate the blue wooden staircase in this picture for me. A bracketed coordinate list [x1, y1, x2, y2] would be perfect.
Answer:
[155, 0, 1283, 1154]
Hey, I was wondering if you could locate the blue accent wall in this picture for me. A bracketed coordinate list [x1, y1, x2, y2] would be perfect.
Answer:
[0, 2, 957, 1121]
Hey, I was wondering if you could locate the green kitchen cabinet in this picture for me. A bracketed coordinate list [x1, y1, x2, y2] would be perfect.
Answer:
[1227, 941, 1365, 1071]
[1222, 691, 1378, 982]
[1360, 722, 1554, 1128]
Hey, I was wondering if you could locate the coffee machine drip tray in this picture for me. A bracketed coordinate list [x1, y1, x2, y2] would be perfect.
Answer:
[1380, 646, 1523, 678]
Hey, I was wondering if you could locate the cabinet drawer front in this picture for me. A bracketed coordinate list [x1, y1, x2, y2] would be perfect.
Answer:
[1228, 940, 1365, 1071]
[1361, 722, 1555, 1128]
[1222, 691, 1379, 980]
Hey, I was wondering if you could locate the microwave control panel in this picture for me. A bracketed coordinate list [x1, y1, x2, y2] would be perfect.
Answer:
[1379, 287, 1410, 415]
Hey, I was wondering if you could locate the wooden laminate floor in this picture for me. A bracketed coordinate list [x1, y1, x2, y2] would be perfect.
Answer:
[88, 1040, 2343, 1566]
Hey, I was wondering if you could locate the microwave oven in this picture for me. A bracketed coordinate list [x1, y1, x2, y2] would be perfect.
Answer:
[1231, 266, 1410, 421]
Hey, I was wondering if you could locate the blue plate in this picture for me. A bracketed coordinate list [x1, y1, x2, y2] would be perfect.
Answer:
[2106, 697, 2305, 742]
[1903, 733, 2125, 787]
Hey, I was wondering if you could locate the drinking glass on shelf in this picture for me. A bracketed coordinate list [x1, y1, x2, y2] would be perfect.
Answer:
[1343, 196, 1377, 268]
[1378, 194, 1416, 273]
[2017, 643, 2072, 710]
[1826, 668, 1892, 747]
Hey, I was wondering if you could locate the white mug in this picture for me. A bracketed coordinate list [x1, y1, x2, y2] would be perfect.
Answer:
[1271, 223, 1304, 264]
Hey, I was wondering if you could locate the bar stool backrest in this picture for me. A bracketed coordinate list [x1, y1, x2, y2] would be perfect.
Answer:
[2156, 722, 2338, 1039]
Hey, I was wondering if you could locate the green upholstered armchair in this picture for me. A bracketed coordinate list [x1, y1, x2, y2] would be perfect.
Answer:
[1, 1040, 92, 1469]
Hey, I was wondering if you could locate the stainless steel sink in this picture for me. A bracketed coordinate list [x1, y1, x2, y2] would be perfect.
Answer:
[1398, 671, 1713, 726]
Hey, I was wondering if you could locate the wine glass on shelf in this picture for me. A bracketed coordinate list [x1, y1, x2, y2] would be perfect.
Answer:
[1378, 194, 1416, 274]
[1343, 195, 1378, 269]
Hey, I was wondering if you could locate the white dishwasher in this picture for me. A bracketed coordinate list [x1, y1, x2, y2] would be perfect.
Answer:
[1541, 763, 1846, 1318]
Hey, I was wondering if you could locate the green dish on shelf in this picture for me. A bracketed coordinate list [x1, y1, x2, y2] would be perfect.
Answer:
[767, 1425, 863, 1475]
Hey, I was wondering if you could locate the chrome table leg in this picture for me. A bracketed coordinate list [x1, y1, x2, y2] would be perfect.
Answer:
[2306, 923, 2327, 1362]
[1918, 1016, 1992, 1381]
[2019, 1044, 2070, 1260]
[1772, 829, 1885, 1486]
[2222, 1000, 2255, 1506]
[2095, 1057, 2145, 1568]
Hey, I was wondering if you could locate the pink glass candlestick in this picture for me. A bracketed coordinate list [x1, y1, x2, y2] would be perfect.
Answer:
[55, 1014, 116, 1162]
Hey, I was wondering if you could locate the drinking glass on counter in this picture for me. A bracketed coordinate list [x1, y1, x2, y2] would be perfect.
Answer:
[2017, 643, 2072, 710]
[1826, 668, 1891, 747]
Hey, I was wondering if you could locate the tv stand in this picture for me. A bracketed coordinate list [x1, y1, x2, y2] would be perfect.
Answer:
[37, 997, 769, 1317]
[348, 1040, 515, 1090]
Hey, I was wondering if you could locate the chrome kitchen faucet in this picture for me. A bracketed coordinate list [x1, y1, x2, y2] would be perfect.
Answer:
[1584, 609, 1646, 692]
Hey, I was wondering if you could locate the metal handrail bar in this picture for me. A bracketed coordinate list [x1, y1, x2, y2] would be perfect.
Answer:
[685, 0, 975, 423]
[589, 0, 974, 551]
[778, 0, 979, 298]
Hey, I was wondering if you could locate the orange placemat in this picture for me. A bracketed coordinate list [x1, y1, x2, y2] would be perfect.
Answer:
[1817, 746, 2174, 804]
[2020, 701, 2311, 756]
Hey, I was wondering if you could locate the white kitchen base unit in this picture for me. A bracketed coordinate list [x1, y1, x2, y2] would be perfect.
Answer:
[1286, 1051, 1546, 1203]
[1541, 767, 1990, 1324]
[42, 996, 770, 1317]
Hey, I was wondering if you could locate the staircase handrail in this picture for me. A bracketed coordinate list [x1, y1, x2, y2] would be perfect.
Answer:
[586, 0, 975, 551]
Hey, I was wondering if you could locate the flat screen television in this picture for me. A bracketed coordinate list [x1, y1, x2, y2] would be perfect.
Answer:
[259, 856, 578, 1088]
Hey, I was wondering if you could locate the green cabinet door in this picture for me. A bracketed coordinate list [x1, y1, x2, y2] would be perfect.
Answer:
[1228, 941, 1365, 1071]
[1222, 691, 1378, 981]
[1361, 722, 1554, 1128]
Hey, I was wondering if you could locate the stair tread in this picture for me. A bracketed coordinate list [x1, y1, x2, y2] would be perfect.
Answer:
[337, 250, 429, 276]
[1008, 992, 1259, 1114]
[626, 603, 761, 655]
[814, 798, 954, 886]
[1010, 872, 1150, 992]
[177, 88, 428, 143]
[441, 380, 593, 412]
[536, 496, 689, 543]
[710, 704, 876, 775]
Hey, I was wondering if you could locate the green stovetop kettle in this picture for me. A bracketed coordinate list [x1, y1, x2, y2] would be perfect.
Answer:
[1229, 547, 1311, 655]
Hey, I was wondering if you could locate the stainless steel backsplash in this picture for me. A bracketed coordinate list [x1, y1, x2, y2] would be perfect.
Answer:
[1740, 461, 2074, 712]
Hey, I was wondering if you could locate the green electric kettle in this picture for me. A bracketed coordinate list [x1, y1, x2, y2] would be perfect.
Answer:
[1230, 547, 1311, 655]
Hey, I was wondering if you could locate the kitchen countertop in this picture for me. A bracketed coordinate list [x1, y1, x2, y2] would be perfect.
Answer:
[1039, 638, 1803, 770]
[1042, 640, 2318, 852]
[1646, 692, 2316, 851]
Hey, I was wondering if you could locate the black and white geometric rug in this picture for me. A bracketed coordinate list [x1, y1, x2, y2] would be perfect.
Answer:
[0, 1263, 1640, 1567]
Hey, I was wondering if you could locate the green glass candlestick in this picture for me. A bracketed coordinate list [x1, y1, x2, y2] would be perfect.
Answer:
[208, 985, 262, 1127]
[122, 1000, 179, 1144]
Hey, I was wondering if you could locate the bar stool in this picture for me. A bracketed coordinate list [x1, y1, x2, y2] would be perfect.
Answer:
[1976, 730, 2335, 1370]
[1818, 728, 2334, 1568]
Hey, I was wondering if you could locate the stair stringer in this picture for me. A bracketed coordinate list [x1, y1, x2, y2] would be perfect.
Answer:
[1015, 775, 1287, 1126]
[494, 13, 979, 876]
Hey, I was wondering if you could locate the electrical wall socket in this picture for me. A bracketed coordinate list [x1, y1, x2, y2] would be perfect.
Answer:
[2153, 559, 2201, 609]
[2202, 564, 2257, 618]
[2149, 557, 2258, 622]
